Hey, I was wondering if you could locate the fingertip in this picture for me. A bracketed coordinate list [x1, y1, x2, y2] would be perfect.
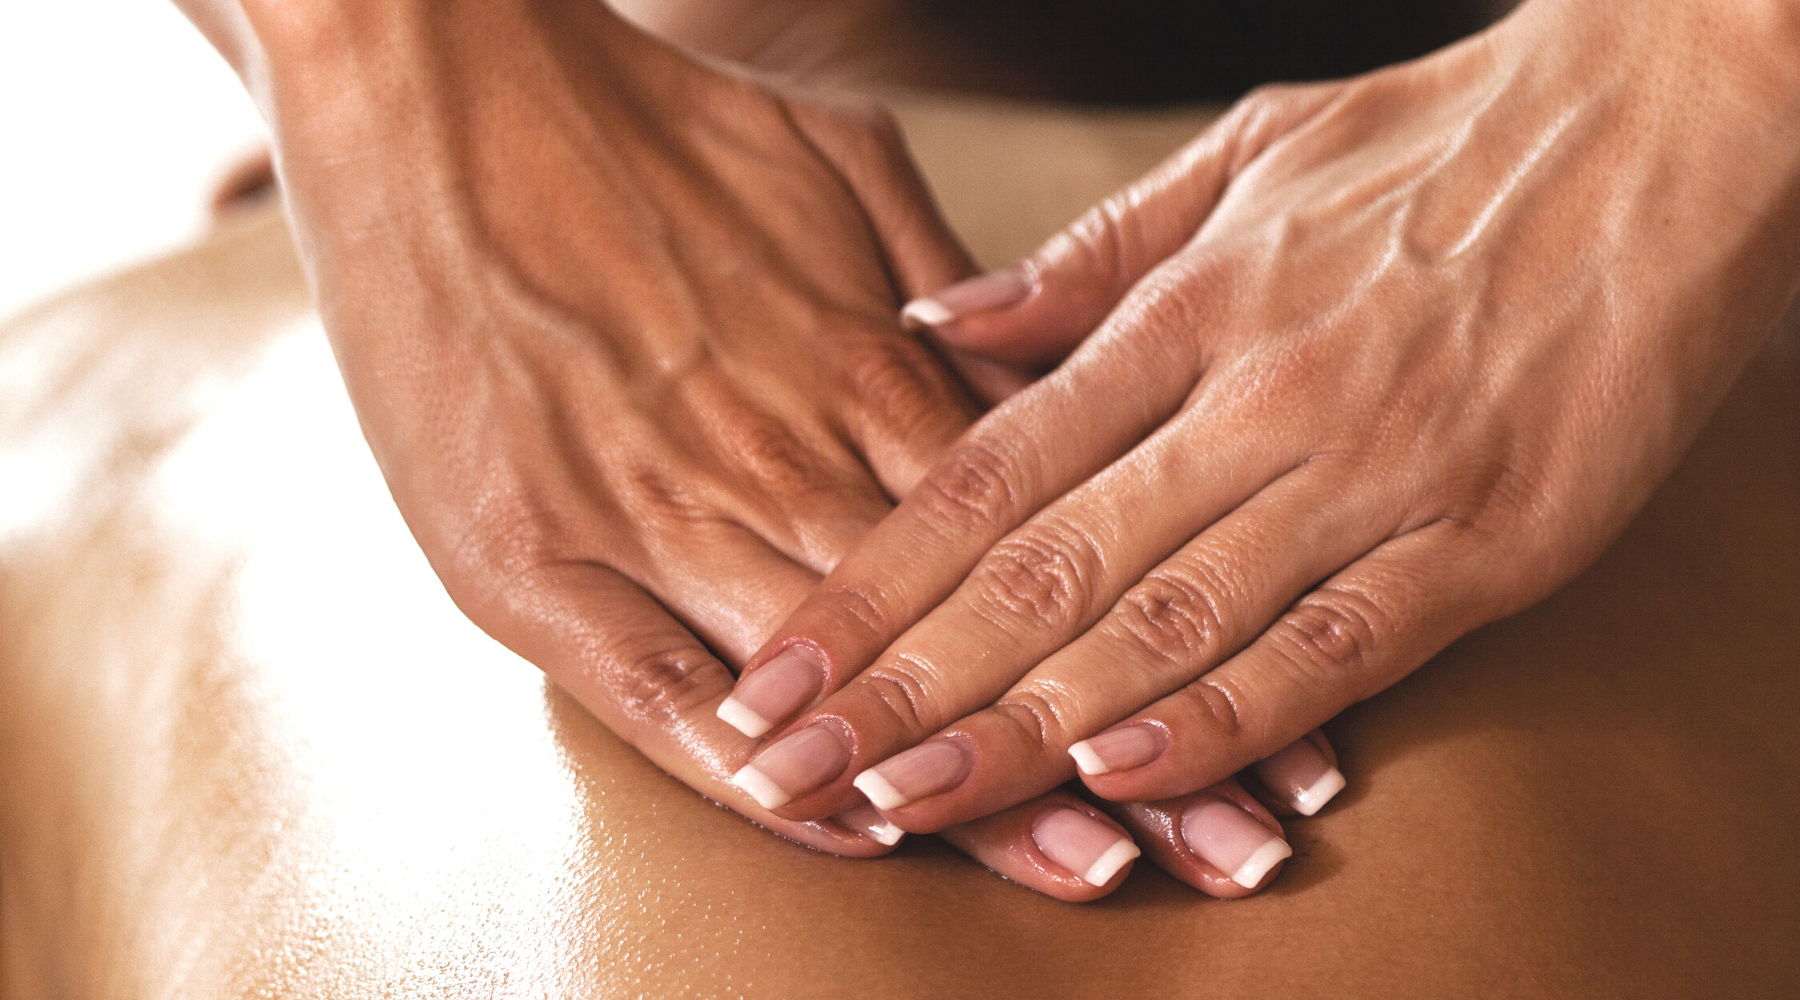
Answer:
[1250, 731, 1347, 817]
[1081, 837, 1142, 887]
[834, 801, 907, 848]
[1292, 766, 1346, 817]
[716, 696, 773, 738]
[897, 269, 1032, 332]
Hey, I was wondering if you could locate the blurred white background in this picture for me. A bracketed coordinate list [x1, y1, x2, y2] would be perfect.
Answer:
[1, 0, 267, 323]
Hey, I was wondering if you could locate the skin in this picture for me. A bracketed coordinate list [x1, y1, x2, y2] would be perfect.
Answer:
[741, 0, 1800, 832]
[3, 105, 1797, 998]
[163, 0, 1318, 899]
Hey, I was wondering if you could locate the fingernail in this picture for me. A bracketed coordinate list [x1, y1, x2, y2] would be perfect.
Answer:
[717, 645, 824, 738]
[899, 269, 1030, 329]
[1032, 807, 1141, 886]
[1182, 798, 1292, 889]
[835, 801, 906, 847]
[1068, 724, 1162, 776]
[1252, 738, 1346, 817]
[731, 724, 850, 810]
[851, 740, 970, 810]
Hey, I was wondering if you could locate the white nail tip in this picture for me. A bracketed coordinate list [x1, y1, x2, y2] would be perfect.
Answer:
[716, 697, 773, 739]
[1230, 838, 1293, 889]
[731, 764, 790, 810]
[1291, 766, 1347, 817]
[865, 818, 906, 847]
[851, 770, 908, 811]
[1082, 839, 1141, 886]
[1067, 741, 1110, 776]
[899, 298, 955, 328]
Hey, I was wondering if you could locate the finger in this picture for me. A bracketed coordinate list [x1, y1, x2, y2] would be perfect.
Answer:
[831, 330, 982, 502]
[716, 316, 1267, 744]
[1240, 729, 1345, 818]
[903, 83, 1346, 370]
[1075, 520, 1493, 802]
[936, 787, 1140, 903]
[835, 469, 1385, 832]
[719, 395, 1316, 819]
[470, 558, 897, 857]
[1104, 779, 1294, 899]
[640, 381, 896, 578]
[608, 516, 829, 664]
[784, 95, 976, 302]
[784, 95, 1028, 406]
[781, 95, 1011, 469]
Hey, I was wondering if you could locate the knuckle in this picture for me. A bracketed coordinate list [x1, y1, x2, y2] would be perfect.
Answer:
[814, 580, 898, 645]
[718, 414, 836, 498]
[1270, 588, 1387, 685]
[843, 334, 967, 446]
[1110, 568, 1231, 672]
[1430, 455, 1545, 533]
[1238, 82, 1296, 113]
[965, 517, 1100, 631]
[988, 686, 1070, 751]
[913, 439, 1023, 534]
[609, 643, 728, 729]
[856, 654, 948, 736]
[619, 458, 716, 525]
[1192, 675, 1246, 739]
[1050, 196, 1133, 287]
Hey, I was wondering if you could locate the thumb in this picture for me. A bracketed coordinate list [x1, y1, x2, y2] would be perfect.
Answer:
[907, 83, 1346, 371]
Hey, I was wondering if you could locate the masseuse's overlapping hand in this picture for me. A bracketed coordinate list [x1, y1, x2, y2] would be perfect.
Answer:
[248, 0, 1009, 856]
[229, 0, 1324, 898]
[725, 0, 1800, 836]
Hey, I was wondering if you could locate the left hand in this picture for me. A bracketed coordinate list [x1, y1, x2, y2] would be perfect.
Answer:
[715, 0, 1800, 832]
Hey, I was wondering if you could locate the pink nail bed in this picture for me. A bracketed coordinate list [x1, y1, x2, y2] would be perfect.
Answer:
[730, 724, 849, 810]
[717, 645, 824, 738]
[1068, 724, 1162, 775]
[899, 269, 1030, 329]
[1182, 798, 1292, 889]
[1251, 737, 1346, 817]
[851, 740, 970, 810]
[1032, 807, 1140, 886]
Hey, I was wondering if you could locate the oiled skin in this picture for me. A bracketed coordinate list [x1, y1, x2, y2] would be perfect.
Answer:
[1, 97, 1795, 998]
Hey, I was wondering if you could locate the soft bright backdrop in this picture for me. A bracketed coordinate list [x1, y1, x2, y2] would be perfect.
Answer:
[1, 1, 266, 323]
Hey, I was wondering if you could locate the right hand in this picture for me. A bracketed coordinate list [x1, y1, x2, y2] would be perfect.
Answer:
[220, 0, 1336, 899]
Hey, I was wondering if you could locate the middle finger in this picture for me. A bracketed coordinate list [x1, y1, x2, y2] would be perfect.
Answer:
[727, 397, 1325, 821]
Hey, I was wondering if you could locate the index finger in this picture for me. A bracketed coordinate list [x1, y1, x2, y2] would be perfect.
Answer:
[715, 272, 1221, 741]
[486, 558, 893, 856]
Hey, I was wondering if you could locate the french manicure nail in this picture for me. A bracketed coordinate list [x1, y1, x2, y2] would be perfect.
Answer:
[835, 802, 906, 847]
[717, 645, 825, 738]
[1032, 807, 1141, 886]
[731, 724, 850, 810]
[1182, 798, 1292, 889]
[899, 269, 1031, 329]
[1068, 724, 1163, 776]
[1252, 738, 1346, 817]
[851, 740, 970, 810]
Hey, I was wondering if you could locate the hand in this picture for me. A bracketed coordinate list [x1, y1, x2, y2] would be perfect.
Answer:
[230, 0, 985, 850]
[718, 0, 1800, 835]
[212, 0, 1329, 899]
